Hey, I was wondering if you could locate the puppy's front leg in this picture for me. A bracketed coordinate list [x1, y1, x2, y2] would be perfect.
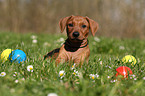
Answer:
[74, 51, 90, 67]
[55, 52, 68, 66]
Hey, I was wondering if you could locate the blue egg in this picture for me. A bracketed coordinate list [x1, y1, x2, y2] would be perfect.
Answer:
[9, 49, 26, 63]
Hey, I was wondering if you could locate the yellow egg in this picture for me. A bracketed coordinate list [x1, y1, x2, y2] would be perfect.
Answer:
[1, 49, 12, 62]
[122, 55, 137, 66]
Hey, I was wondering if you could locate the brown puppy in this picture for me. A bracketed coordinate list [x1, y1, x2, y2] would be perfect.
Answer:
[44, 15, 98, 66]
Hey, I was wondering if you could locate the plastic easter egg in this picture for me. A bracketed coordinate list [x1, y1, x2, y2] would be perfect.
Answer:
[1, 49, 13, 62]
[122, 55, 136, 66]
[9, 49, 26, 63]
[115, 66, 133, 79]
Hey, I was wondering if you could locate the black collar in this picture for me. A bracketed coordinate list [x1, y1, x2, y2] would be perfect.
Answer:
[64, 39, 89, 48]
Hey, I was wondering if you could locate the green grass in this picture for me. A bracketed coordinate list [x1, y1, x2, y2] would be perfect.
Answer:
[0, 32, 145, 96]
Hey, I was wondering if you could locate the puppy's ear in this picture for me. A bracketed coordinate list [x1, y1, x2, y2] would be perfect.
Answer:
[59, 16, 73, 33]
[86, 17, 99, 36]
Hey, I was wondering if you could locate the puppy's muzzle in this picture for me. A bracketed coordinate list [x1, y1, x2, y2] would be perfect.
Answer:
[73, 32, 80, 37]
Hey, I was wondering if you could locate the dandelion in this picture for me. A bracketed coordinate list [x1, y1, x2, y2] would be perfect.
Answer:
[32, 39, 37, 43]
[0, 72, 6, 77]
[47, 93, 58, 96]
[59, 70, 65, 79]
[27, 65, 33, 72]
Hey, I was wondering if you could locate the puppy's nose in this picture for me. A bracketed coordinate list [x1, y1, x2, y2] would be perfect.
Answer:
[73, 32, 80, 37]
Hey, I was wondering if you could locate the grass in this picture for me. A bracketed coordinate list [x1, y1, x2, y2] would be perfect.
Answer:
[0, 32, 145, 96]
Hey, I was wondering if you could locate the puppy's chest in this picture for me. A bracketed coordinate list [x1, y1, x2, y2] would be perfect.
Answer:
[61, 45, 89, 59]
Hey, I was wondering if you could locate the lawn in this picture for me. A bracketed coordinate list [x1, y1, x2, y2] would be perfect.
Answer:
[0, 32, 145, 96]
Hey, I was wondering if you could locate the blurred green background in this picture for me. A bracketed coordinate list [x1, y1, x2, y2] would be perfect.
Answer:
[0, 0, 145, 38]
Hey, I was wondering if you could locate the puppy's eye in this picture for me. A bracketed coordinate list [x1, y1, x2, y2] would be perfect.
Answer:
[82, 25, 87, 28]
[68, 24, 73, 27]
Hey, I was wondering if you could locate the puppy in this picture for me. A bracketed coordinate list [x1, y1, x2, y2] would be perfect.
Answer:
[44, 15, 98, 66]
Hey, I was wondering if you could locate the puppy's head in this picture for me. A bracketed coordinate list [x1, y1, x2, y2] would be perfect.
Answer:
[59, 15, 98, 42]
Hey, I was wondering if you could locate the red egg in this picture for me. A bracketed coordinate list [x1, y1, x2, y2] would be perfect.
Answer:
[115, 66, 133, 78]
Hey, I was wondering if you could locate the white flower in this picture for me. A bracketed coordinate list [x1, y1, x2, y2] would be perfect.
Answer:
[107, 76, 110, 79]
[13, 72, 18, 77]
[72, 70, 79, 76]
[134, 78, 137, 80]
[59, 70, 65, 79]
[31, 35, 37, 39]
[119, 46, 125, 50]
[105, 65, 112, 69]
[59, 38, 65, 42]
[27, 65, 33, 72]
[15, 80, 19, 83]
[32, 39, 37, 43]
[21, 78, 25, 81]
[89, 74, 99, 80]
[94, 37, 100, 42]
[143, 77, 145, 80]
[47, 93, 58, 96]
[58, 38, 64, 42]
[0, 72, 6, 77]
[100, 61, 102, 65]
[95, 74, 99, 78]
[110, 79, 117, 83]
[71, 63, 76, 70]
[129, 74, 136, 79]
[43, 42, 51, 47]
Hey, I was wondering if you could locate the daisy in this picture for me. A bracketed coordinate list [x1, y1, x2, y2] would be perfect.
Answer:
[100, 61, 103, 65]
[89, 74, 99, 80]
[110, 79, 117, 83]
[94, 37, 100, 42]
[57, 38, 64, 42]
[13, 72, 18, 77]
[71, 63, 76, 70]
[27, 65, 33, 72]
[89, 74, 95, 79]
[31, 35, 37, 39]
[15, 80, 19, 83]
[72, 70, 79, 76]
[47, 93, 58, 96]
[59, 70, 65, 79]
[32, 39, 37, 43]
[129, 74, 136, 79]
[119, 46, 125, 50]
[0, 72, 6, 77]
